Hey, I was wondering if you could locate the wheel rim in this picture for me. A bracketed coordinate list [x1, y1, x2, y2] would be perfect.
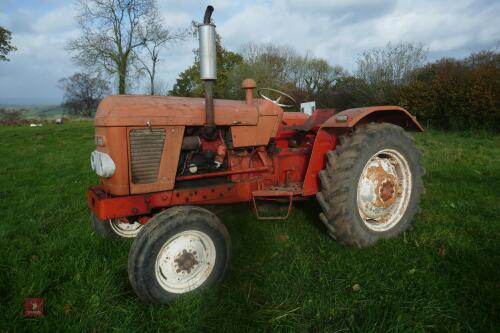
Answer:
[155, 230, 216, 294]
[357, 149, 412, 232]
[109, 219, 143, 238]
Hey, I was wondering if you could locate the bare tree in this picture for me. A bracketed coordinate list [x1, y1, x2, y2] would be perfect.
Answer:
[355, 42, 427, 102]
[0, 26, 17, 61]
[66, 0, 160, 94]
[290, 55, 345, 96]
[134, 11, 188, 95]
[227, 42, 345, 103]
[58, 73, 111, 117]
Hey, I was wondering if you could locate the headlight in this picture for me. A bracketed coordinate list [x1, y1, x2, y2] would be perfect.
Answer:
[90, 151, 116, 178]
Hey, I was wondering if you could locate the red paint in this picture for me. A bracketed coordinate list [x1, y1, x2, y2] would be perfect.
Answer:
[176, 166, 270, 181]
[89, 181, 260, 220]
[24, 298, 44, 317]
[88, 109, 344, 221]
[303, 130, 337, 195]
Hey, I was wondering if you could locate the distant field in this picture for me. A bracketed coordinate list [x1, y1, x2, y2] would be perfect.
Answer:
[0, 105, 69, 120]
[0, 122, 498, 331]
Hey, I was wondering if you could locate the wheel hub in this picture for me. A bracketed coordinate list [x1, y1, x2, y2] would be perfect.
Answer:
[155, 230, 216, 294]
[379, 180, 396, 203]
[110, 219, 143, 238]
[357, 149, 412, 232]
[174, 250, 199, 273]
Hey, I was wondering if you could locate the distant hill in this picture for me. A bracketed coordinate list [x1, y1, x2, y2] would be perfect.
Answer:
[0, 105, 69, 119]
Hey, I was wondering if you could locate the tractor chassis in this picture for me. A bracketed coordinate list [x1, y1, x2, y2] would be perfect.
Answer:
[88, 180, 308, 222]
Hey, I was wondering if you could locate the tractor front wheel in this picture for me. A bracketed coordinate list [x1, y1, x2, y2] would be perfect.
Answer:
[317, 123, 424, 247]
[128, 206, 231, 304]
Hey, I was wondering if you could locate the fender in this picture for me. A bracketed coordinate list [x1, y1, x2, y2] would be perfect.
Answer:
[301, 106, 422, 196]
[321, 106, 424, 132]
[302, 129, 337, 196]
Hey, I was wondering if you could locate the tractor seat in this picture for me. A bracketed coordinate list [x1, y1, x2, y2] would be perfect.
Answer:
[286, 108, 336, 132]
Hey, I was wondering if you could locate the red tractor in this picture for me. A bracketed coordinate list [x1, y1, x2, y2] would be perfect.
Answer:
[88, 6, 424, 304]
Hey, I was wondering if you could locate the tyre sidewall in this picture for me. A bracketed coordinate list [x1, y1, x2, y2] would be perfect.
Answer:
[130, 208, 230, 303]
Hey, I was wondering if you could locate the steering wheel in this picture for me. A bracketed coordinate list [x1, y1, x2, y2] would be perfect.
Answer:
[257, 88, 297, 109]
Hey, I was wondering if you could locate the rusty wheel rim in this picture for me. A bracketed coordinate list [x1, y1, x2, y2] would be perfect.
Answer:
[155, 230, 216, 294]
[109, 219, 143, 238]
[356, 149, 412, 232]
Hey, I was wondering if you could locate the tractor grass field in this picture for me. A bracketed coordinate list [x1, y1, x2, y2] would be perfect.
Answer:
[0, 122, 499, 332]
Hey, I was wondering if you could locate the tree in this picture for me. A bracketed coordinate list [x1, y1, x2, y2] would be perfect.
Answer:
[227, 43, 298, 97]
[400, 51, 500, 130]
[0, 26, 17, 61]
[170, 33, 243, 98]
[134, 11, 188, 95]
[67, 0, 161, 94]
[226, 42, 345, 105]
[58, 73, 111, 117]
[355, 42, 427, 103]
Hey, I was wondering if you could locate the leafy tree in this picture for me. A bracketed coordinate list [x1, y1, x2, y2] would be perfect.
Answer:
[0, 26, 17, 61]
[58, 73, 111, 117]
[400, 51, 500, 130]
[170, 33, 243, 98]
[67, 0, 164, 94]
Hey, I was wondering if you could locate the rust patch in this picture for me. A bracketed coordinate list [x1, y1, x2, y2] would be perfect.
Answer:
[174, 250, 198, 274]
[366, 164, 398, 208]
[379, 180, 396, 202]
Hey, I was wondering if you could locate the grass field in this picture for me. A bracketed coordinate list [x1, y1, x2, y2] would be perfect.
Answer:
[0, 122, 499, 332]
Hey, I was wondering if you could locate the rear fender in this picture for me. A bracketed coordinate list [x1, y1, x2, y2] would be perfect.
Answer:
[321, 106, 424, 132]
[302, 129, 337, 196]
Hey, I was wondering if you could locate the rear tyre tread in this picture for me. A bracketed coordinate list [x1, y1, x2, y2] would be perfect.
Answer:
[317, 123, 424, 248]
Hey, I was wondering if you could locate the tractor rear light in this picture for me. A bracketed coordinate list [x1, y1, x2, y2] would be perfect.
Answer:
[335, 115, 349, 122]
[90, 150, 116, 178]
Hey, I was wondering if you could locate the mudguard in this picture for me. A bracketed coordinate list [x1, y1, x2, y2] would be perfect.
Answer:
[321, 106, 424, 132]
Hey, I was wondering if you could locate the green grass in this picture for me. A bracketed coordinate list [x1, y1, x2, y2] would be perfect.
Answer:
[0, 123, 499, 332]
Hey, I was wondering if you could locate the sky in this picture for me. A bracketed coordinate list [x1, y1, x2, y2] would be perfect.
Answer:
[0, 0, 499, 105]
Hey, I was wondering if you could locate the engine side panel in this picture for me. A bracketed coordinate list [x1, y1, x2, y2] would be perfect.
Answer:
[129, 126, 185, 194]
[231, 99, 283, 148]
[95, 126, 130, 195]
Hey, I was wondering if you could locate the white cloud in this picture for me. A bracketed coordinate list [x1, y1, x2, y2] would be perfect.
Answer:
[35, 6, 76, 34]
[0, 0, 499, 104]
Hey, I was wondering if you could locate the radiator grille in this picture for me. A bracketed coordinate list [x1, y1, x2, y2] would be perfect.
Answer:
[129, 128, 165, 184]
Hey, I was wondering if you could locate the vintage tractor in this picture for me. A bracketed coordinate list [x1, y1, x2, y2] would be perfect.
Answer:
[88, 6, 424, 304]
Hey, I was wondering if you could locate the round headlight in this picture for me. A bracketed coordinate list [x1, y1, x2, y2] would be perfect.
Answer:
[90, 151, 116, 178]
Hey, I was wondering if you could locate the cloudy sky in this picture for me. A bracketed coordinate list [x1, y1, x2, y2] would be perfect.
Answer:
[0, 0, 499, 105]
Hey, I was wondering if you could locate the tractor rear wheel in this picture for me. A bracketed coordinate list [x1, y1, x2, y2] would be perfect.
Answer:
[90, 213, 143, 239]
[128, 206, 231, 304]
[317, 123, 424, 247]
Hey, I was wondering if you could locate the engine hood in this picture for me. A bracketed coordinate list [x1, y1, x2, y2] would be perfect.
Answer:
[94, 95, 261, 127]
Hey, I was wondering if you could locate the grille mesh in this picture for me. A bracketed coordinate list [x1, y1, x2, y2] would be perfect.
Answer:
[129, 129, 165, 184]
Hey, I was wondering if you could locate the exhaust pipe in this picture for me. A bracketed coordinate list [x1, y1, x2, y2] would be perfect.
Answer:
[199, 5, 217, 140]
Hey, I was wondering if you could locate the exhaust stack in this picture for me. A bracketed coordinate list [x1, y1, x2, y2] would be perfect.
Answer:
[199, 5, 217, 140]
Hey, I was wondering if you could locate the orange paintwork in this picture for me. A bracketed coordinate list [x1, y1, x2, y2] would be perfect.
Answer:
[89, 91, 422, 220]
[322, 106, 424, 131]
[231, 99, 283, 147]
[302, 129, 337, 195]
[128, 126, 185, 194]
[95, 126, 129, 195]
[95, 95, 259, 127]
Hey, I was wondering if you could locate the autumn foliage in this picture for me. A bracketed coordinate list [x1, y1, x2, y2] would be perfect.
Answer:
[400, 51, 500, 131]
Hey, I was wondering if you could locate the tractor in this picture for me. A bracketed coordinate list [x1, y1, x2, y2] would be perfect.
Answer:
[88, 6, 424, 304]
